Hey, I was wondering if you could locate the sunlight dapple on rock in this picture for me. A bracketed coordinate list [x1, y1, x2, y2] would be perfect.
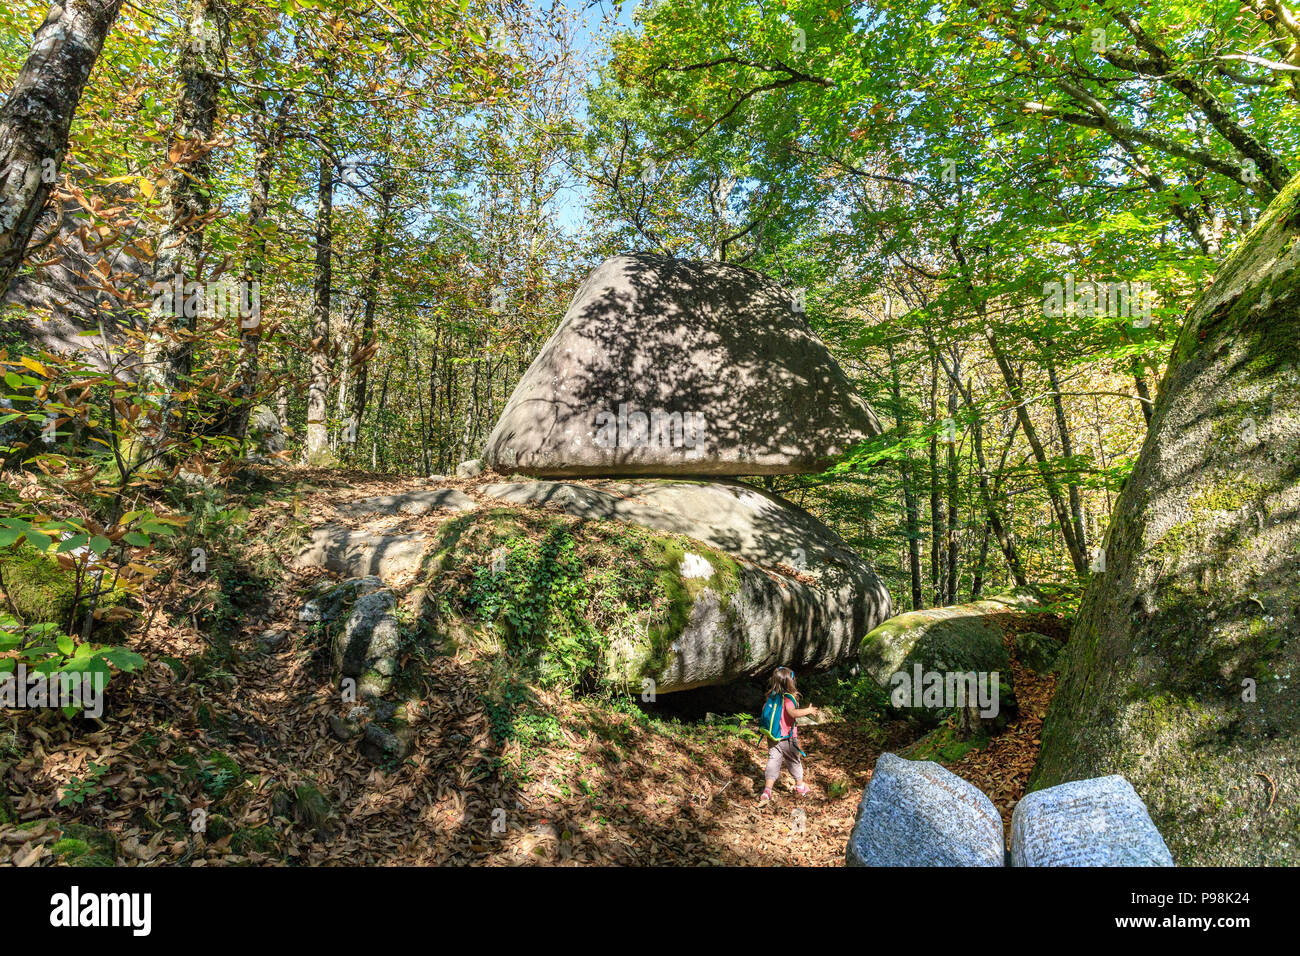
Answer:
[482, 252, 882, 477]
[294, 477, 892, 694]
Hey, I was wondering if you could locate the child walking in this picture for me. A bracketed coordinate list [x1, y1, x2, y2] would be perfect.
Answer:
[759, 666, 819, 801]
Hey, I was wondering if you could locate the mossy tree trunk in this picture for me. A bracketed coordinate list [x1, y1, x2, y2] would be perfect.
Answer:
[1031, 173, 1300, 865]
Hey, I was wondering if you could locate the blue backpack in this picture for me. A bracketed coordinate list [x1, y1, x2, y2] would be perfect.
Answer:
[761, 693, 797, 742]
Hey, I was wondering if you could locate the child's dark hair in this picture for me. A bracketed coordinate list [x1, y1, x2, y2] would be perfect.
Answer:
[767, 666, 798, 700]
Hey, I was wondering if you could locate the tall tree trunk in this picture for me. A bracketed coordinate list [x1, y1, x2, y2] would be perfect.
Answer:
[334, 328, 351, 452]
[934, 346, 1028, 587]
[945, 376, 960, 604]
[137, 0, 225, 462]
[350, 173, 395, 435]
[426, 322, 441, 465]
[927, 351, 943, 604]
[887, 340, 924, 610]
[946, 231, 1085, 574]
[986, 331, 1088, 574]
[970, 415, 1027, 587]
[0, 0, 124, 300]
[1045, 346, 1089, 558]
[460, 345, 480, 461]
[970, 518, 991, 599]
[234, 89, 292, 441]
[305, 125, 334, 464]
[414, 354, 430, 476]
[275, 359, 289, 433]
[373, 362, 391, 472]
[1132, 359, 1154, 426]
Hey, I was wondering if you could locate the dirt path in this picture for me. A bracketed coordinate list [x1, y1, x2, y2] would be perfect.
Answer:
[219, 584, 910, 866]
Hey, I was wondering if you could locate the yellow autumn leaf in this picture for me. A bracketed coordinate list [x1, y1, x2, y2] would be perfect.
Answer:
[19, 356, 48, 377]
[138, 178, 155, 199]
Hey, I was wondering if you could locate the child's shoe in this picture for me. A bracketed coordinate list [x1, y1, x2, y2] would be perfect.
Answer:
[759, 788, 772, 803]
[794, 784, 811, 796]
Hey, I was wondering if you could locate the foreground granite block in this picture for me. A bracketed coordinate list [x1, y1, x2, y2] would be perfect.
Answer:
[846, 752, 1004, 867]
[1011, 775, 1175, 867]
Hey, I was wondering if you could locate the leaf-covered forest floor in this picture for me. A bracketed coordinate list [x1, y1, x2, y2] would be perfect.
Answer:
[0, 469, 1065, 866]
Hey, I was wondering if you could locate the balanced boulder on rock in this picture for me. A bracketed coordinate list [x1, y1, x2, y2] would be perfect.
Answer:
[296, 254, 893, 695]
[483, 253, 881, 476]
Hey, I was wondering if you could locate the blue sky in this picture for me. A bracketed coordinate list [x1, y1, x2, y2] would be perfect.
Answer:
[548, 0, 641, 232]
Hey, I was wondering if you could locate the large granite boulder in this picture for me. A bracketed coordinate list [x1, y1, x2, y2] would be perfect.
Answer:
[474, 478, 890, 691]
[482, 253, 881, 477]
[1011, 776, 1175, 867]
[857, 594, 1032, 726]
[846, 753, 1005, 866]
[294, 478, 890, 693]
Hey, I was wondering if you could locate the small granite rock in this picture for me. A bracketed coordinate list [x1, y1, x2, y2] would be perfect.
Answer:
[294, 525, 430, 580]
[336, 589, 402, 700]
[1014, 630, 1062, 674]
[257, 629, 288, 652]
[846, 752, 1004, 866]
[327, 713, 363, 741]
[299, 576, 384, 623]
[248, 404, 286, 454]
[1011, 775, 1175, 867]
[456, 458, 484, 478]
[362, 723, 413, 762]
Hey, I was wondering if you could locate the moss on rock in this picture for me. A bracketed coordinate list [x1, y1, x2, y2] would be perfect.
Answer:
[230, 826, 280, 855]
[425, 507, 753, 693]
[0, 545, 79, 626]
[0, 544, 128, 629]
[177, 749, 244, 800]
[48, 822, 117, 866]
[901, 721, 990, 765]
[292, 782, 332, 828]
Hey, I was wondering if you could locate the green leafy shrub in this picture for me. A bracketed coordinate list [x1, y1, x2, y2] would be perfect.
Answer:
[0, 614, 146, 717]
